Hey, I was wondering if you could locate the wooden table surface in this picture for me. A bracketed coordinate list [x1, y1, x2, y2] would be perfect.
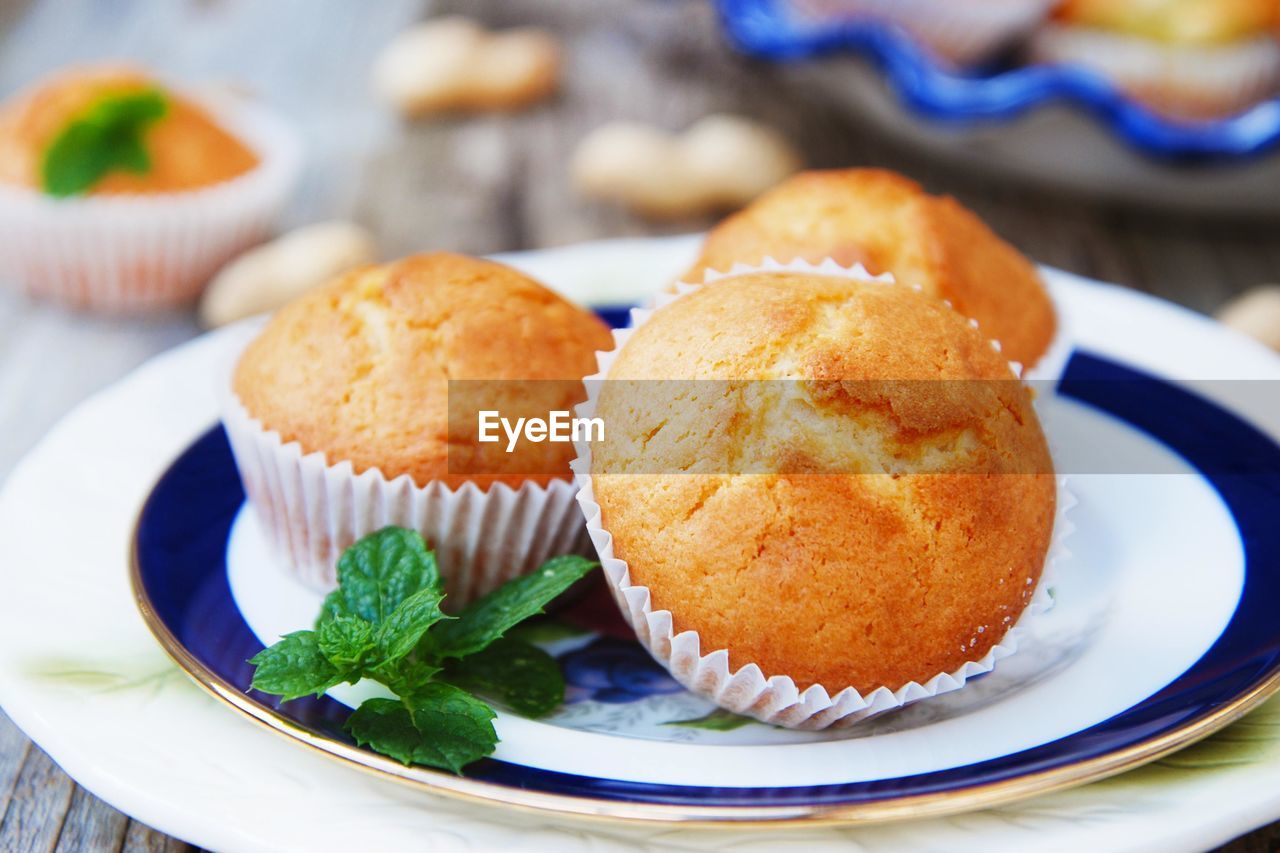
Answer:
[0, 0, 1278, 849]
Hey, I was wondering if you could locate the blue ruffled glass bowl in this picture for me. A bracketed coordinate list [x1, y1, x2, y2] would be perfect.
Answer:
[716, 0, 1280, 160]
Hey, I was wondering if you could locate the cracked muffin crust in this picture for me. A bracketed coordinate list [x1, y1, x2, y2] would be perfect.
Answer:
[590, 272, 1056, 694]
[233, 252, 613, 490]
[682, 169, 1057, 371]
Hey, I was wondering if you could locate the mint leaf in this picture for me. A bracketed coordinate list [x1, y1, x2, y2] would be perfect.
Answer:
[345, 685, 498, 773]
[404, 683, 498, 773]
[343, 698, 422, 765]
[319, 587, 347, 626]
[375, 585, 448, 665]
[249, 632, 343, 700]
[40, 89, 168, 197]
[442, 638, 563, 718]
[376, 657, 442, 698]
[507, 617, 590, 645]
[665, 708, 755, 731]
[316, 615, 376, 672]
[431, 556, 598, 658]
[324, 528, 442, 627]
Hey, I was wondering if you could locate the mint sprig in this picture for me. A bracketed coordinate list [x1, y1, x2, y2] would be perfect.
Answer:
[442, 637, 565, 718]
[429, 555, 597, 659]
[40, 89, 169, 197]
[248, 527, 597, 774]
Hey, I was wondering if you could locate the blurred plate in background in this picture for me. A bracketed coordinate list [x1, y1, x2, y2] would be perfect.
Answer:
[718, 0, 1280, 216]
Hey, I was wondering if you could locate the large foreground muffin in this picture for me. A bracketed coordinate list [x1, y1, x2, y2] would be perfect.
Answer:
[589, 272, 1056, 697]
[227, 252, 612, 596]
[235, 252, 612, 490]
[683, 169, 1057, 371]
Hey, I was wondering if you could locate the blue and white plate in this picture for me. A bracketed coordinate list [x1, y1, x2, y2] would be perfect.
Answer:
[3, 236, 1280, 848]
[127, 243, 1280, 824]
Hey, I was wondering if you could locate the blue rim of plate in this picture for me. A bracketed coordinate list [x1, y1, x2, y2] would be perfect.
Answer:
[715, 0, 1280, 160]
[130, 333, 1280, 824]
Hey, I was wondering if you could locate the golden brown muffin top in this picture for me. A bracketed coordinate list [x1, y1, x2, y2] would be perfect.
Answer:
[0, 64, 259, 194]
[684, 169, 1057, 371]
[591, 273, 1056, 694]
[234, 252, 614, 490]
[1054, 0, 1279, 44]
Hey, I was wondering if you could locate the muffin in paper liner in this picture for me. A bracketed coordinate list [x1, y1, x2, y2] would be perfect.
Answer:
[219, 326, 591, 606]
[668, 256, 1073, 383]
[1030, 25, 1280, 120]
[796, 0, 1057, 66]
[0, 89, 302, 314]
[571, 259, 1074, 730]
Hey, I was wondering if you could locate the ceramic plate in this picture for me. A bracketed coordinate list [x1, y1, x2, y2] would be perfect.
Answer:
[714, 0, 1280, 217]
[2, 235, 1280, 850]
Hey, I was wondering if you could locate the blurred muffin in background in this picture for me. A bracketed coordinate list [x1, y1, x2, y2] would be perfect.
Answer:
[0, 64, 299, 312]
[0, 65, 259, 193]
[795, 0, 1057, 67]
[1031, 0, 1280, 119]
[682, 169, 1058, 373]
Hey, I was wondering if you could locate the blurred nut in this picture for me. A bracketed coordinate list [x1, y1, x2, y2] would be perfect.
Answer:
[1216, 286, 1280, 352]
[570, 115, 803, 219]
[199, 221, 377, 328]
[372, 16, 560, 117]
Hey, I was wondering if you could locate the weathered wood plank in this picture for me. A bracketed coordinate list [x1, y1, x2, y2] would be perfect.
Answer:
[0, 714, 33, 825]
[0, 747, 75, 852]
[51, 788, 128, 853]
[120, 820, 196, 853]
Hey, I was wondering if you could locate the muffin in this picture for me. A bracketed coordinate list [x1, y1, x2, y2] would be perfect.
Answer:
[226, 252, 614, 599]
[795, 0, 1056, 67]
[578, 268, 1058, 727]
[1031, 0, 1280, 119]
[0, 64, 299, 311]
[683, 169, 1058, 373]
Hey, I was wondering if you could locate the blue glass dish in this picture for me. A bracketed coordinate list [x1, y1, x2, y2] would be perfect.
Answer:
[715, 0, 1280, 159]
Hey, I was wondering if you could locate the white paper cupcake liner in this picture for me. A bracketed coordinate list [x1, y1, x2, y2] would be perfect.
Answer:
[572, 259, 1073, 729]
[219, 327, 590, 605]
[797, 0, 1056, 66]
[1030, 25, 1280, 119]
[0, 89, 303, 314]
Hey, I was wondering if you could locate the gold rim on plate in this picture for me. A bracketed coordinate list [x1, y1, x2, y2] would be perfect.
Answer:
[129, 518, 1280, 828]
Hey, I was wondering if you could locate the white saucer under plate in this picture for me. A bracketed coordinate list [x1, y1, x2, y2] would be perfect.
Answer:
[1, 234, 1279, 851]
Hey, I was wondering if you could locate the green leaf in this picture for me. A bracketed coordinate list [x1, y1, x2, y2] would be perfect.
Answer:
[328, 528, 442, 627]
[664, 708, 756, 731]
[375, 585, 448, 665]
[376, 657, 442, 698]
[316, 615, 375, 672]
[40, 89, 168, 197]
[431, 556, 598, 659]
[345, 685, 498, 773]
[442, 638, 564, 718]
[249, 632, 343, 700]
[343, 698, 423, 765]
[405, 683, 499, 773]
[318, 587, 347, 626]
[506, 617, 591, 645]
